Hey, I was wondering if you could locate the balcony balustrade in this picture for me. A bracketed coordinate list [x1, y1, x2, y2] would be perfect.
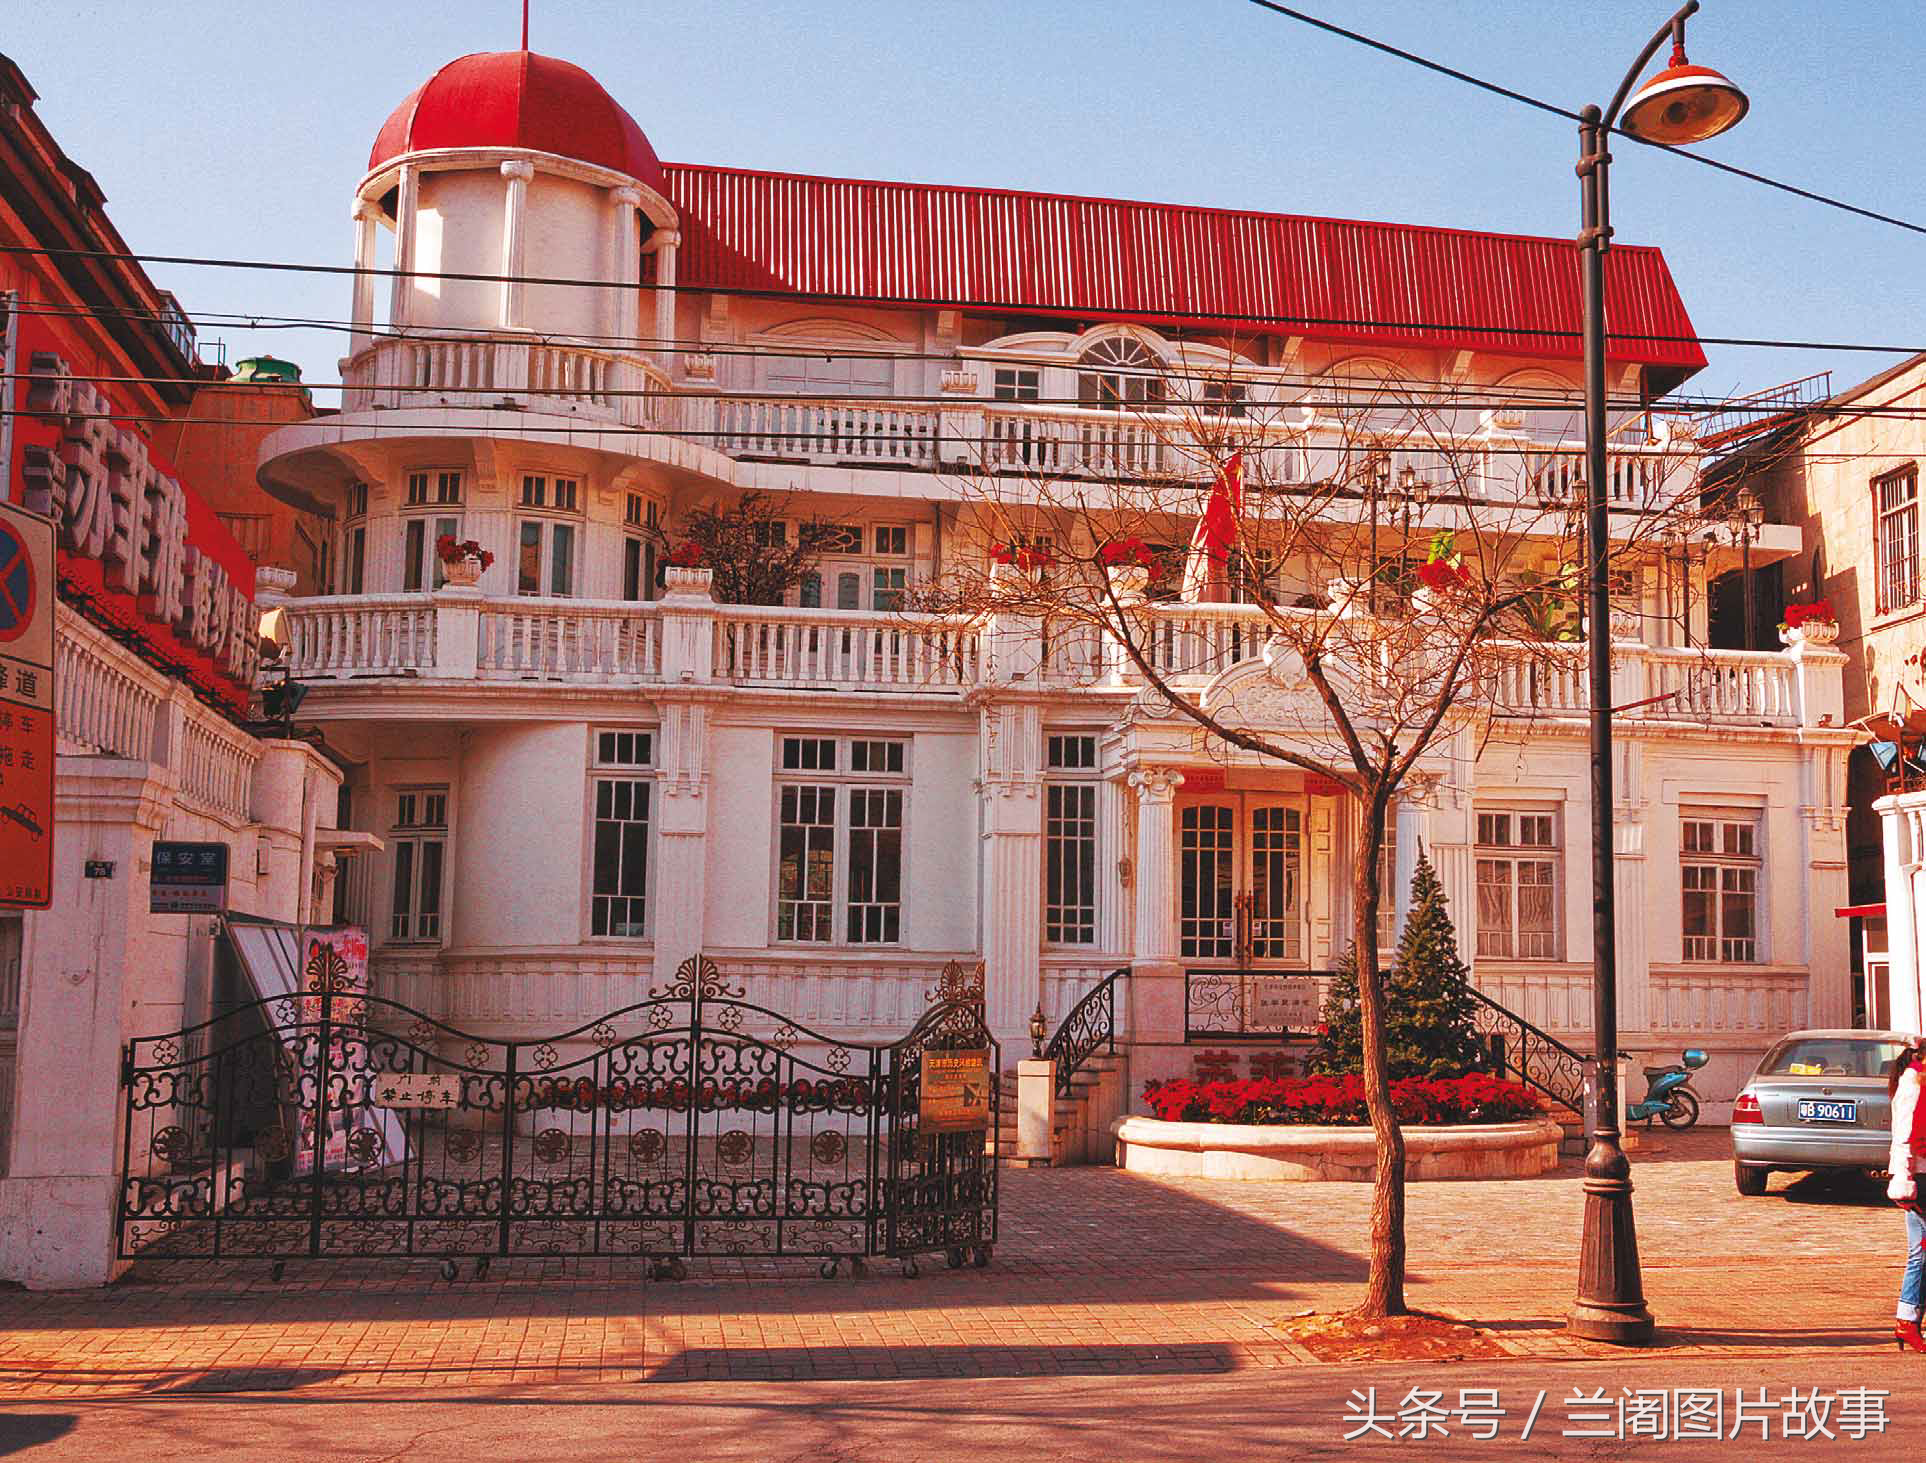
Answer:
[275, 582, 1838, 734]
[341, 336, 675, 428]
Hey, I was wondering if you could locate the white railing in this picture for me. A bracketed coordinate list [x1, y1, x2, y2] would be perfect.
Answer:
[477, 599, 662, 681]
[1491, 648, 1590, 717]
[714, 607, 979, 691]
[980, 405, 1185, 479]
[1638, 647, 1798, 727]
[1649, 967, 1809, 1036]
[178, 712, 259, 824]
[715, 397, 938, 466]
[1142, 603, 1279, 680]
[282, 595, 437, 678]
[342, 336, 673, 428]
[54, 632, 163, 761]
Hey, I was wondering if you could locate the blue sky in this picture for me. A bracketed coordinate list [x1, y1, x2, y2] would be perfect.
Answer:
[10, 1, 1921, 404]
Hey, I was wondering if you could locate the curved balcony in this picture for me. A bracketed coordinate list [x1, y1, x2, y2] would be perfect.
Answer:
[339, 335, 676, 429]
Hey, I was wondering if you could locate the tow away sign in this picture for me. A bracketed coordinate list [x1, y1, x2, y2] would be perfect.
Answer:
[0, 498, 53, 909]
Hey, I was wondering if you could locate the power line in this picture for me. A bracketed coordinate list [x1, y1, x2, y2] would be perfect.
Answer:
[1242, 0, 1926, 240]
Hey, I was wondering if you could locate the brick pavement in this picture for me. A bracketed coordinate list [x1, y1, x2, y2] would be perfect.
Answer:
[0, 1130, 1907, 1395]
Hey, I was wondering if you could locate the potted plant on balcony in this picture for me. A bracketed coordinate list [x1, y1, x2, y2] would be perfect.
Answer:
[1411, 531, 1472, 613]
[435, 534, 493, 587]
[990, 541, 1055, 581]
[1099, 536, 1154, 599]
[1778, 599, 1839, 647]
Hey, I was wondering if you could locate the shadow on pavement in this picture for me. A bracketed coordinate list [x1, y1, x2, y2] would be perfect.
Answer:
[0, 1414, 76, 1456]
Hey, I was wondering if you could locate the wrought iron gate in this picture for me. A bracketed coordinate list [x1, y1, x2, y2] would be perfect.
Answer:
[117, 957, 998, 1272]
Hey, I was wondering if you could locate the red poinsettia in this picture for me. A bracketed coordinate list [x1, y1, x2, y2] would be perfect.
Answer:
[667, 541, 706, 568]
[435, 534, 495, 571]
[1782, 599, 1837, 629]
[1139, 1072, 1541, 1126]
[990, 542, 1054, 571]
[1099, 537, 1156, 569]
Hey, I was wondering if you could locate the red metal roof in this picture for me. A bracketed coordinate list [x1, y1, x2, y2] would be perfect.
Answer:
[370, 52, 662, 190]
[659, 164, 1707, 390]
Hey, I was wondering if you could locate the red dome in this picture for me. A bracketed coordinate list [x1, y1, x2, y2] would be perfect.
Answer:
[369, 51, 662, 188]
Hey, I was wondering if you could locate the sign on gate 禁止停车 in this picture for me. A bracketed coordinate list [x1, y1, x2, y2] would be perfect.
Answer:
[372, 1072, 461, 1110]
[920, 1048, 991, 1133]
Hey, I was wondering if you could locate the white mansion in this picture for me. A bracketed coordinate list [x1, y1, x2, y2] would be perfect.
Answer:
[254, 48, 1853, 1116]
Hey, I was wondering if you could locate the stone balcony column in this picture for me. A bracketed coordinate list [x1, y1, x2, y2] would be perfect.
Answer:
[499, 160, 535, 332]
[388, 163, 418, 329]
[1784, 631, 1847, 728]
[648, 228, 681, 367]
[658, 566, 716, 683]
[1101, 566, 1149, 686]
[983, 564, 1045, 685]
[350, 200, 379, 355]
[432, 584, 483, 679]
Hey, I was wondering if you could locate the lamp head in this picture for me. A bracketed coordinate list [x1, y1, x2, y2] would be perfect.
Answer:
[1622, 35, 1748, 144]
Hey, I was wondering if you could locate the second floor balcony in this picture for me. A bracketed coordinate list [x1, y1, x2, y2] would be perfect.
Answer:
[273, 571, 1840, 734]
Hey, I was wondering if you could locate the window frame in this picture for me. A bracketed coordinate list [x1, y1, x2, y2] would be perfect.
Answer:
[1044, 734, 1101, 947]
[1875, 464, 1919, 615]
[1681, 808, 1763, 964]
[401, 512, 463, 593]
[387, 786, 449, 945]
[771, 734, 911, 946]
[586, 729, 655, 940]
[1473, 807, 1562, 962]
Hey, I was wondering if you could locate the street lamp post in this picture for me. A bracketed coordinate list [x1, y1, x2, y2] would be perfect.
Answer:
[1569, 0, 1748, 1345]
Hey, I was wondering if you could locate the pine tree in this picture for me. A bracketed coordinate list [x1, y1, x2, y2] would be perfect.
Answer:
[1307, 851, 1486, 1080]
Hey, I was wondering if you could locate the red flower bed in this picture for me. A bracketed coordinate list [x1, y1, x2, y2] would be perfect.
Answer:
[1141, 1072, 1540, 1126]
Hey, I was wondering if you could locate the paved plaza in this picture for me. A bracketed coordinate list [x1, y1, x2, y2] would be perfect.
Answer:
[0, 1131, 1913, 1399]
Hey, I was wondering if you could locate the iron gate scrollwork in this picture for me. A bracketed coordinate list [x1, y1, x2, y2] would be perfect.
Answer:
[117, 955, 999, 1269]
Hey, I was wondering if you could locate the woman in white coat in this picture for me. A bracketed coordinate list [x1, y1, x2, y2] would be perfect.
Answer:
[1887, 1040, 1926, 1352]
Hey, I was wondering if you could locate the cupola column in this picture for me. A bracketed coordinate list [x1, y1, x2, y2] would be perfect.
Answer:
[498, 159, 536, 331]
[610, 187, 643, 345]
[387, 163, 420, 330]
[350, 200, 379, 354]
[648, 229, 681, 365]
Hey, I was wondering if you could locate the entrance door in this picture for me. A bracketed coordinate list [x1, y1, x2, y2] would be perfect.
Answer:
[1178, 797, 1306, 966]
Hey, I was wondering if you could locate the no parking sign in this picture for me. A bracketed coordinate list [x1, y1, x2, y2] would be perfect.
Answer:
[0, 497, 53, 908]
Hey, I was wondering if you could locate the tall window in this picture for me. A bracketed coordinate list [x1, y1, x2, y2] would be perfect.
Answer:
[1044, 735, 1099, 944]
[623, 495, 658, 603]
[1475, 810, 1559, 960]
[775, 735, 907, 944]
[590, 731, 652, 937]
[516, 474, 580, 596]
[1682, 811, 1761, 962]
[342, 481, 368, 596]
[389, 789, 447, 942]
[1876, 466, 1918, 613]
[400, 472, 462, 593]
[1077, 337, 1164, 411]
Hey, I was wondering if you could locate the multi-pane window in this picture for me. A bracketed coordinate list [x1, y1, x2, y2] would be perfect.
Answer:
[993, 367, 1040, 402]
[873, 525, 908, 556]
[1682, 812, 1761, 962]
[590, 731, 653, 938]
[872, 566, 907, 610]
[1077, 337, 1164, 411]
[1045, 735, 1099, 944]
[775, 736, 907, 944]
[389, 789, 447, 942]
[1876, 467, 1919, 613]
[405, 470, 462, 507]
[516, 474, 580, 597]
[1180, 805, 1236, 959]
[401, 513, 461, 592]
[1475, 811, 1559, 960]
[1248, 806, 1302, 961]
[1200, 380, 1248, 417]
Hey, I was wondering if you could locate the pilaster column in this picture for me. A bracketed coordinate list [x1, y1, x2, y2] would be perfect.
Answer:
[1096, 778, 1130, 952]
[979, 701, 1042, 1041]
[1801, 742, 1853, 1028]
[388, 164, 419, 329]
[651, 701, 711, 987]
[1878, 794, 1924, 1034]
[1613, 813, 1650, 1042]
[350, 200, 379, 354]
[498, 160, 535, 331]
[1128, 768, 1184, 965]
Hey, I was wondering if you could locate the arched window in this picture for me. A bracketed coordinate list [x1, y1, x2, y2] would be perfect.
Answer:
[1077, 337, 1164, 411]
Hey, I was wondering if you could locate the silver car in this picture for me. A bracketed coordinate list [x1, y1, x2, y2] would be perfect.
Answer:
[1731, 1029, 1915, 1196]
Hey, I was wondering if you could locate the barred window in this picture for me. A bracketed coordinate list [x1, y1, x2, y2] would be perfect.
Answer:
[1877, 467, 1918, 614]
[1682, 812, 1761, 962]
[1475, 810, 1559, 960]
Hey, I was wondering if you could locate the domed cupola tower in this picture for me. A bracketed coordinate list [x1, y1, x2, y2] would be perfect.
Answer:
[352, 50, 680, 352]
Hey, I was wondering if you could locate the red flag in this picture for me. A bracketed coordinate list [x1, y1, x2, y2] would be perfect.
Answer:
[1183, 453, 1243, 601]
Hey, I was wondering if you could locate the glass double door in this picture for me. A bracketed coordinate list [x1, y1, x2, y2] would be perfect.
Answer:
[1178, 796, 1306, 966]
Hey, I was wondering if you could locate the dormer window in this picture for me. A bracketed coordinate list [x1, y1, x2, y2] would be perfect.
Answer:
[1078, 337, 1163, 412]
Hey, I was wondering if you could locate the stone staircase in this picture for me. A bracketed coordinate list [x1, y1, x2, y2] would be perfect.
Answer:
[995, 1053, 1129, 1168]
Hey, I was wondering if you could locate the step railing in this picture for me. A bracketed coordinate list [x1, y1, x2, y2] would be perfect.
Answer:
[1042, 966, 1127, 1100]
[1464, 983, 1590, 1113]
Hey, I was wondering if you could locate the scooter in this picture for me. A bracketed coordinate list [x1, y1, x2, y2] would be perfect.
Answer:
[1626, 1048, 1707, 1129]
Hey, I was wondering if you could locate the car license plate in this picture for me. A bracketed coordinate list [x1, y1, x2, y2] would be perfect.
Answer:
[1796, 1099, 1857, 1123]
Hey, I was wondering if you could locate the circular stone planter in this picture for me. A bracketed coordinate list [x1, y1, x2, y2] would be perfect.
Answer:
[1113, 1114, 1564, 1182]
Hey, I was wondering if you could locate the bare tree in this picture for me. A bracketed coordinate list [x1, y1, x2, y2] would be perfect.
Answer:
[916, 355, 1708, 1316]
[675, 491, 842, 605]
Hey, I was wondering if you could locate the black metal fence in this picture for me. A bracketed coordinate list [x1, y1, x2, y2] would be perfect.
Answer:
[117, 956, 997, 1276]
[1183, 968, 1337, 1042]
